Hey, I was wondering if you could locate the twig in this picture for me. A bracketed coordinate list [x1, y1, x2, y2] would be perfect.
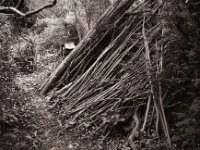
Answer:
[128, 106, 140, 150]
[0, 0, 6, 6]
[141, 94, 151, 131]
[143, 16, 171, 146]
[16, 0, 23, 9]
[156, 39, 171, 145]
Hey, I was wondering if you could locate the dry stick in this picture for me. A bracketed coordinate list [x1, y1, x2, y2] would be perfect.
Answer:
[149, 105, 155, 134]
[89, 102, 111, 119]
[141, 94, 151, 132]
[103, 35, 145, 80]
[133, 63, 152, 133]
[69, 28, 113, 82]
[66, 68, 96, 99]
[96, 17, 149, 80]
[142, 16, 159, 137]
[61, 23, 134, 98]
[128, 105, 140, 150]
[89, 98, 120, 120]
[122, 91, 149, 104]
[0, 0, 6, 6]
[138, 26, 154, 133]
[68, 37, 96, 69]
[54, 64, 71, 89]
[49, 82, 73, 101]
[85, 82, 121, 105]
[70, 78, 121, 111]
[156, 37, 171, 145]
[68, 82, 122, 119]
[74, 3, 138, 94]
[69, 88, 102, 110]
[40, 0, 136, 95]
[97, 37, 130, 80]
[142, 17, 171, 146]
[70, 26, 107, 74]
[101, 30, 144, 79]
[91, 16, 142, 79]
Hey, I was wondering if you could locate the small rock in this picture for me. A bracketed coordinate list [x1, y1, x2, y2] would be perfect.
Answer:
[68, 143, 73, 149]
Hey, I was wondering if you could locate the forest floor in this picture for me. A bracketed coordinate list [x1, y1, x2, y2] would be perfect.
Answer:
[14, 72, 93, 150]
[10, 72, 122, 150]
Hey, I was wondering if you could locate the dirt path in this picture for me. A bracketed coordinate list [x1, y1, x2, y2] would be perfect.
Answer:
[14, 73, 93, 150]
[30, 97, 66, 149]
[13, 72, 125, 150]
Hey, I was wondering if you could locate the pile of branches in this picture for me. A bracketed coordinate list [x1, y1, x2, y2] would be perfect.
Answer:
[41, 0, 200, 149]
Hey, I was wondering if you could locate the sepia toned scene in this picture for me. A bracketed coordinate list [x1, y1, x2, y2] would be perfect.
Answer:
[0, 0, 200, 149]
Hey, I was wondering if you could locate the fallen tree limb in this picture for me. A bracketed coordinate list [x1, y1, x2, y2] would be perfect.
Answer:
[0, 0, 57, 17]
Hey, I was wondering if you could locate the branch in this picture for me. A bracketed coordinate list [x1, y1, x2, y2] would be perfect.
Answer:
[16, 0, 23, 9]
[0, 0, 6, 6]
[0, 0, 57, 17]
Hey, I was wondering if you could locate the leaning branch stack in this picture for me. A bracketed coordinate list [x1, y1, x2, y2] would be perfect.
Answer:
[40, 0, 200, 148]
